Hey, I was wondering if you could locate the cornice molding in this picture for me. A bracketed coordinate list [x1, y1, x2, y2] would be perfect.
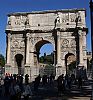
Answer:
[5, 27, 88, 34]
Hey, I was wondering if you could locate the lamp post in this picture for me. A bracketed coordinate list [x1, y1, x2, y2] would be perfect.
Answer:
[90, 0, 93, 100]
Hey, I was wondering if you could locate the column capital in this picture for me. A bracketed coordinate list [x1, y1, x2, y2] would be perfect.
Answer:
[7, 33, 12, 38]
[78, 30, 83, 36]
[57, 30, 60, 34]
[26, 32, 30, 38]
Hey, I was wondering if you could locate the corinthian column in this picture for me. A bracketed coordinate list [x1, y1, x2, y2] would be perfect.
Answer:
[25, 33, 30, 66]
[57, 31, 61, 65]
[6, 33, 11, 65]
[78, 30, 83, 65]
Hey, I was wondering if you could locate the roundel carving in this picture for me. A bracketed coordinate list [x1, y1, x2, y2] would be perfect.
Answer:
[12, 40, 19, 48]
[62, 39, 69, 47]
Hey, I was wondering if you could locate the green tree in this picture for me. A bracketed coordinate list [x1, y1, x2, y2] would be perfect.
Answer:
[0, 54, 5, 67]
[89, 58, 92, 71]
[39, 56, 44, 63]
[39, 52, 54, 64]
[68, 61, 76, 71]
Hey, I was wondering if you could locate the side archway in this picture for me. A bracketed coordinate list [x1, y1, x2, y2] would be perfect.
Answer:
[15, 54, 23, 75]
[65, 53, 76, 75]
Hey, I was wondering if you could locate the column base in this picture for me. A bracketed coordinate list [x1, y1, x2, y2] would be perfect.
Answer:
[25, 64, 30, 67]
[5, 64, 18, 75]
[78, 63, 84, 67]
[76, 63, 87, 79]
[55, 64, 61, 79]
[5, 63, 11, 67]
[55, 64, 66, 79]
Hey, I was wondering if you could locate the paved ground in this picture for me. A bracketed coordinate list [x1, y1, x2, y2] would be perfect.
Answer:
[0, 79, 92, 100]
[31, 81, 91, 100]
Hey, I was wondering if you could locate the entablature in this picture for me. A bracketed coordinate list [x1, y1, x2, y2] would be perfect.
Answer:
[6, 9, 86, 32]
[5, 27, 88, 34]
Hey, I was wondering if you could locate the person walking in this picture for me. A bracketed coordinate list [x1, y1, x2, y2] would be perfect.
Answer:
[23, 82, 33, 100]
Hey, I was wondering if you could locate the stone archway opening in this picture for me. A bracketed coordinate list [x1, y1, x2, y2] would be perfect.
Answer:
[15, 54, 23, 75]
[65, 53, 76, 75]
[35, 40, 55, 76]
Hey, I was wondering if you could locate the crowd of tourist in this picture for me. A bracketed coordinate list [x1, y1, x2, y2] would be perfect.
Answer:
[0, 72, 87, 100]
[0, 73, 32, 100]
[57, 74, 83, 95]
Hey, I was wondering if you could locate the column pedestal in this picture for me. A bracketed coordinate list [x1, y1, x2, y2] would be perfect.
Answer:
[5, 65, 18, 75]
[24, 66, 39, 82]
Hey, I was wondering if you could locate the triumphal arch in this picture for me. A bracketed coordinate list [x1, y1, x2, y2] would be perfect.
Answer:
[5, 9, 88, 81]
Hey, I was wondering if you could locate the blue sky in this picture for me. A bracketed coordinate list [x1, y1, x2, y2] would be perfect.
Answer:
[0, 0, 91, 57]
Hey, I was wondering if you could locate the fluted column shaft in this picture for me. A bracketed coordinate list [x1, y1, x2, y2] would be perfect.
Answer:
[26, 33, 30, 65]
[7, 33, 11, 64]
[78, 30, 83, 64]
[57, 31, 61, 65]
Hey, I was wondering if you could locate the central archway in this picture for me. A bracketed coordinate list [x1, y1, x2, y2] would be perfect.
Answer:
[35, 40, 55, 76]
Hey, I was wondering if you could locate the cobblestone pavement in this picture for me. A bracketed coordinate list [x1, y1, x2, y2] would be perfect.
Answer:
[0, 80, 92, 100]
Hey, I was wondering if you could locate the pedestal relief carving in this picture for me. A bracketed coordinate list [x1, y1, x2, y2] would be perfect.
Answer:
[44, 36, 55, 44]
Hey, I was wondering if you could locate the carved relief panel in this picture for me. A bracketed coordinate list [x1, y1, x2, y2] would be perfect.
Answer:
[70, 39, 76, 48]
[10, 34, 25, 65]
[61, 38, 76, 50]
[61, 13, 69, 23]
[61, 39, 69, 50]
[14, 15, 27, 26]
[11, 38, 25, 49]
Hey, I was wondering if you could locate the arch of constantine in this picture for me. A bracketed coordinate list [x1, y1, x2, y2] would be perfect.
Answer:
[5, 9, 88, 81]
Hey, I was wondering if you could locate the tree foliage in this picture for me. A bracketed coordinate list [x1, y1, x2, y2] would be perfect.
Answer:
[39, 53, 54, 64]
[0, 54, 5, 67]
[88, 58, 92, 71]
[68, 61, 76, 71]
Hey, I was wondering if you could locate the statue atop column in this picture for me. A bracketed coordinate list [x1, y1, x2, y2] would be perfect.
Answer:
[54, 13, 60, 29]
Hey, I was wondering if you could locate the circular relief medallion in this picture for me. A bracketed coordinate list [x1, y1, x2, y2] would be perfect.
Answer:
[62, 39, 69, 47]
